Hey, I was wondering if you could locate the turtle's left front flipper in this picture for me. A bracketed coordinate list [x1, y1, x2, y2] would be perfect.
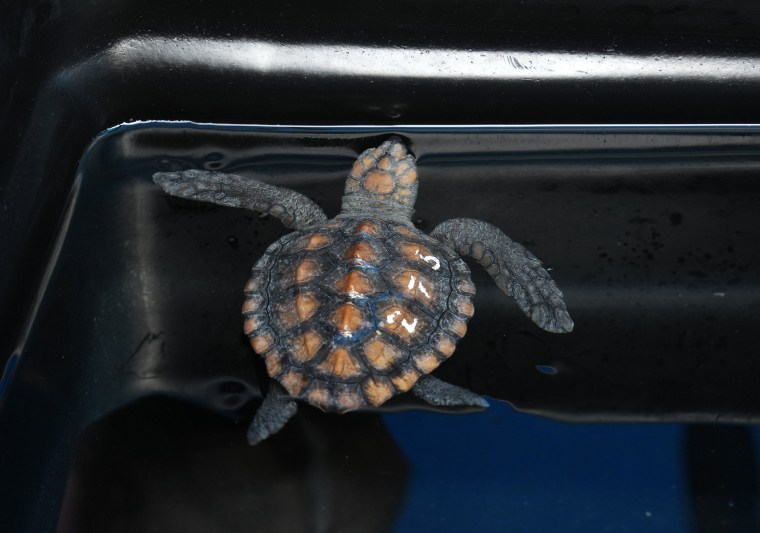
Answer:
[431, 218, 573, 333]
[153, 169, 328, 230]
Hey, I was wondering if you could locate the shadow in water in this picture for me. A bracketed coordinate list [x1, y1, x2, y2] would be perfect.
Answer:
[57, 397, 409, 533]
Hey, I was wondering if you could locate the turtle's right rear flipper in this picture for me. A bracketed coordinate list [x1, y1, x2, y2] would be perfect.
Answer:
[153, 169, 327, 230]
[411, 375, 489, 408]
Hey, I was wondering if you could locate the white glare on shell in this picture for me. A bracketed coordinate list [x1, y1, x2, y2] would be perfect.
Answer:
[406, 273, 431, 299]
[385, 310, 419, 333]
[415, 249, 441, 270]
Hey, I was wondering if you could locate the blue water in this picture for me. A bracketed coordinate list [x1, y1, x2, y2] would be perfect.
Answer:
[384, 402, 760, 532]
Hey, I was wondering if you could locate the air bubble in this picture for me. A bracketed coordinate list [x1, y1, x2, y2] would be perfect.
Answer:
[203, 152, 227, 170]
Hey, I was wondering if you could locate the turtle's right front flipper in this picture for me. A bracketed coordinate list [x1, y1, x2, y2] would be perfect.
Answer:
[153, 169, 328, 230]
[431, 218, 574, 333]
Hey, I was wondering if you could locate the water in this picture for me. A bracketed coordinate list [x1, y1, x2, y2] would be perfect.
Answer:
[386, 404, 760, 532]
[3, 122, 760, 531]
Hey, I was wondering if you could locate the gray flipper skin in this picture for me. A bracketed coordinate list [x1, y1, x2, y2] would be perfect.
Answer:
[153, 169, 327, 230]
[431, 218, 574, 333]
[412, 375, 490, 408]
[247, 381, 298, 445]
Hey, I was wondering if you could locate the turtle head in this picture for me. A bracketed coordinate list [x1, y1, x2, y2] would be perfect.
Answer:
[340, 137, 418, 222]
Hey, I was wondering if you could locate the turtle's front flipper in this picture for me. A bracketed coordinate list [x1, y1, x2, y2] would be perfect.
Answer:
[411, 375, 489, 408]
[247, 381, 297, 445]
[431, 218, 573, 333]
[153, 169, 327, 230]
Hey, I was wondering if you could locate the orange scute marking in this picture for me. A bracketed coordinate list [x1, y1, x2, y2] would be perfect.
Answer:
[394, 270, 434, 300]
[380, 304, 422, 341]
[305, 233, 330, 250]
[295, 260, 319, 283]
[344, 241, 377, 263]
[352, 220, 380, 236]
[242, 298, 259, 313]
[395, 225, 416, 238]
[251, 334, 273, 354]
[336, 388, 364, 412]
[264, 350, 284, 377]
[400, 243, 433, 262]
[398, 169, 417, 187]
[434, 335, 456, 357]
[290, 330, 323, 364]
[449, 317, 468, 338]
[414, 351, 441, 373]
[363, 376, 395, 406]
[363, 170, 395, 194]
[317, 348, 363, 378]
[350, 160, 365, 178]
[295, 293, 319, 321]
[363, 339, 399, 371]
[306, 385, 331, 411]
[391, 367, 421, 392]
[456, 300, 475, 318]
[335, 270, 374, 295]
[332, 303, 365, 334]
[396, 161, 411, 173]
[377, 156, 392, 170]
[280, 370, 309, 395]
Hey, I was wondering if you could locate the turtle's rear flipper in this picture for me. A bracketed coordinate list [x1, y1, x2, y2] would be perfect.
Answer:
[247, 381, 297, 445]
[153, 169, 328, 230]
[411, 375, 489, 408]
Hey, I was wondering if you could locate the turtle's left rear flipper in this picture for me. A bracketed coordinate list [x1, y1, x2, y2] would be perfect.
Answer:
[247, 381, 297, 445]
[153, 169, 327, 230]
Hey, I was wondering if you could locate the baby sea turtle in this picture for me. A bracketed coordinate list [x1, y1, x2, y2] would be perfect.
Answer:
[153, 138, 573, 444]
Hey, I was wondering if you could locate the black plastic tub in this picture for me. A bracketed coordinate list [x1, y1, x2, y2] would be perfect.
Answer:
[3, 1, 760, 532]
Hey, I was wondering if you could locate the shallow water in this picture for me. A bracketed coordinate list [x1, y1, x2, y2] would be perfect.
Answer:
[3, 123, 760, 531]
[385, 405, 760, 533]
[55, 398, 760, 532]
